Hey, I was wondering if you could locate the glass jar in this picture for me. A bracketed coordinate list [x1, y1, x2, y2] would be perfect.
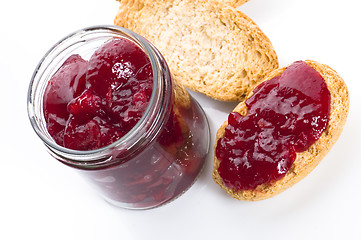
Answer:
[27, 25, 210, 209]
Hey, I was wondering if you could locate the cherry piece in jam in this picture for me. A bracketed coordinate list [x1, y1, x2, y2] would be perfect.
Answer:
[216, 61, 331, 190]
[43, 54, 87, 145]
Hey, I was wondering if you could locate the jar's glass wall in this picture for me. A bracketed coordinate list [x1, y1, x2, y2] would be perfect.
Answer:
[28, 26, 210, 209]
[80, 95, 210, 209]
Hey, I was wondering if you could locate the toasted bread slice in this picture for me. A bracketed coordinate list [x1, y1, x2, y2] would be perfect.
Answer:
[213, 60, 349, 200]
[114, 0, 278, 101]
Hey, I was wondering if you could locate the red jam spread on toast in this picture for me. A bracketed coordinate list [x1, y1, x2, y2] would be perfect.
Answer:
[215, 61, 331, 190]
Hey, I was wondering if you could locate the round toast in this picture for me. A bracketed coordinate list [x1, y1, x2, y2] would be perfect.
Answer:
[212, 60, 349, 200]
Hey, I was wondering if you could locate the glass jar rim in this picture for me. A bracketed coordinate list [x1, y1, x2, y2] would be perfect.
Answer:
[27, 25, 172, 161]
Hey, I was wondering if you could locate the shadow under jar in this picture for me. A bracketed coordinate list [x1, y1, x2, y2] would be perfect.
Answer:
[28, 25, 210, 209]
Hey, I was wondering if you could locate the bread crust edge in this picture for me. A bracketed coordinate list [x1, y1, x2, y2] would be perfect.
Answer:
[114, 0, 279, 102]
[212, 60, 350, 201]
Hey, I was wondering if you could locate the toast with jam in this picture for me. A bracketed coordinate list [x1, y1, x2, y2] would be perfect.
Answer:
[114, 0, 278, 101]
[213, 60, 349, 200]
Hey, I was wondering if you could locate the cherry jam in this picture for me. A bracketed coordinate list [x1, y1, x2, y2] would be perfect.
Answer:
[29, 26, 210, 209]
[43, 38, 153, 150]
[215, 61, 330, 190]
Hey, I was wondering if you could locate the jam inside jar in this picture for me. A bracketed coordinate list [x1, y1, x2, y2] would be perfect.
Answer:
[28, 26, 210, 209]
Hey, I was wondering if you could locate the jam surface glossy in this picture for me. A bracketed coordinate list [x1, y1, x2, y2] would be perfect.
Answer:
[43, 37, 208, 208]
[44, 38, 153, 150]
[216, 61, 331, 190]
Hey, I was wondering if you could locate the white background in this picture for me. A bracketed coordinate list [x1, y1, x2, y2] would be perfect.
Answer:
[1, 0, 360, 239]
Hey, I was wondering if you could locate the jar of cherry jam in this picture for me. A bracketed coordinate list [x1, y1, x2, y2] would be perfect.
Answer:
[28, 26, 210, 209]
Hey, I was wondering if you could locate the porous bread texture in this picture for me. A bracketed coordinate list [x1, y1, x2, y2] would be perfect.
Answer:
[114, 0, 278, 101]
[210, 0, 250, 8]
[212, 60, 350, 201]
